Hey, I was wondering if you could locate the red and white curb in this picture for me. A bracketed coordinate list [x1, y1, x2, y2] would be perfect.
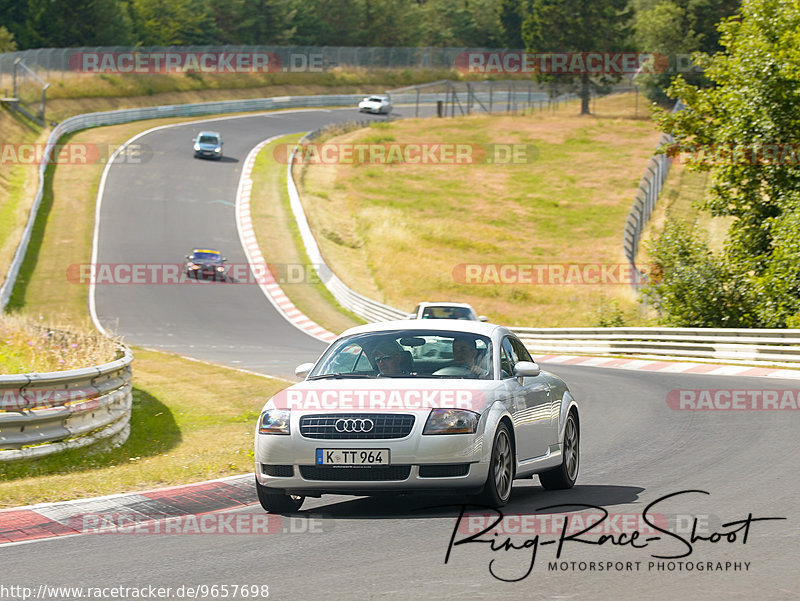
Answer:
[235, 136, 337, 344]
[0, 475, 256, 546]
[537, 354, 800, 380]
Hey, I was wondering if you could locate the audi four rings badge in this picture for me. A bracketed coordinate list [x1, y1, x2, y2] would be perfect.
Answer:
[334, 418, 374, 432]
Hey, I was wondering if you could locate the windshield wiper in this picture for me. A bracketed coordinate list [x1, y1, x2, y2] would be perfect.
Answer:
[307, 373, 377, 380]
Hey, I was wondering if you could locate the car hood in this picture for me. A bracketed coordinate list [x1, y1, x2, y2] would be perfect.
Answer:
[263, 377, 503, 415]
[195, 141, 220, 149]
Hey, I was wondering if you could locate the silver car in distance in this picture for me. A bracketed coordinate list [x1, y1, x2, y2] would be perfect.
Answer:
[254, 320, 580, 513]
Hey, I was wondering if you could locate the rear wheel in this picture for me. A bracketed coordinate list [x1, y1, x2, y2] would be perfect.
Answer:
[539, 411, 579, 490]
[255, 477, 305, 513]
[475, 422, 514, 507]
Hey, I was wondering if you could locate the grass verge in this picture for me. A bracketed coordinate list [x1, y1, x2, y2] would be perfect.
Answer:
[294, 92, 663, 327]
[248, 134, 363, 335]
[0, 114, 293, 508]
[0, 348, 284, 508]
[639, 161, 732, 262]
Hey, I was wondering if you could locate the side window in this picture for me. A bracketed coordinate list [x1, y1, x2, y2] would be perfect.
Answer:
[326, 343, 365, 373]
[500, 337, 519, 379]
[510, 337, 533, 363]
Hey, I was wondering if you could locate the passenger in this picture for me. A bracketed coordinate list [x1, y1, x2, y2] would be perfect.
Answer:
[451, 338, 486, 376]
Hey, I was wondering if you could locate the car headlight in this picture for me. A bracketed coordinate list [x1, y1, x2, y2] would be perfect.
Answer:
[423, 409, 478, 435]
[259, 409, 291, 435]
[214, 146, 222, 153]
[216, 266, 224, 271]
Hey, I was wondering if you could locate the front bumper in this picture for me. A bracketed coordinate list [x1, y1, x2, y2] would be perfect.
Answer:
[255, 413, 490, 494]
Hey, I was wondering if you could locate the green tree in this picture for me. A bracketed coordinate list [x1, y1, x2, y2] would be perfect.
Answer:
[215, 0, 293, 44]
[522, 0, 631, 114]
[130, 0, 219, 45]
[499, 0, 528, 48]
[0, 25, 17, 52]
[652, 0, 800, 326]
[361, 0, 423, 46]
[24, 0, 135, 47]
[630, 0, 739, 102]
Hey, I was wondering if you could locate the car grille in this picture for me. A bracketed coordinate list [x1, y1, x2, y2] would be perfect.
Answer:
[418, 464, 470, 478]
[299, 414, 415, 439]
[299, 465, 411, 481]
[261, 464, 294, 477]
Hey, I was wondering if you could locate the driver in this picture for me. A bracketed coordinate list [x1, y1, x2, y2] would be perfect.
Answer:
[371, 340, 409, 376]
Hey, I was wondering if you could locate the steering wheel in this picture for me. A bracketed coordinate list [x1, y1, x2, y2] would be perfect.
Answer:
[432, 365, 476, 377]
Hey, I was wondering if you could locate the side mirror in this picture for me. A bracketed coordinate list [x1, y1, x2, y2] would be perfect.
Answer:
[295, 362, 315, 378]
[185, 255, 191, 260]
[407, 313, 417, 319]
[192, 137, 196, 142]
[222, 257, 227, 262]
[513, 361, 540, 379]
[478, 315, 488, 322]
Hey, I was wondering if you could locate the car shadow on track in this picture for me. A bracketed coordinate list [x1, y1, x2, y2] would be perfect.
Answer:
[291, 483, 646, 520]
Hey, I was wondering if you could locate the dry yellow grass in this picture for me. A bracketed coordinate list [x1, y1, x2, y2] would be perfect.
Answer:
[297, 93, 663, 326]
[0, 313, 120, 374]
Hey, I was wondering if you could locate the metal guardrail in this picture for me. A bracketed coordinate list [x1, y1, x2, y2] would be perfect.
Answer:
[0, 93, 385, 310]
[0, 345, 133, 460]
[4, 90, 798, 372]
[512, 327, 800, 367]
[287, 123, 409, 323]
[287, 120, 800, 368]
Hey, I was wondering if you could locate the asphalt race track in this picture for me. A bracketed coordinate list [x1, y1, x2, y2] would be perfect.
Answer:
[4, 106, 800, 600]
[92, 107, 416, 378]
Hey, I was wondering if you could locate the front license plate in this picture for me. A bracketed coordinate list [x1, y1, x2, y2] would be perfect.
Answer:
[316, 449, 390, 465]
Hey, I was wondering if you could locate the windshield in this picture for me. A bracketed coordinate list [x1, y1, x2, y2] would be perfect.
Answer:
[421, 306, 475, 320]
[309, 330, 492, 379]
[191, 251, 221, 261]
[367, 97, 384, 102]
[198, 135, 219, 144]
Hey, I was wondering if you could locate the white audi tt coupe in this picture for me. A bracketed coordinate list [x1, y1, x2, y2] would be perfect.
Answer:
[254, 320, 580, 512]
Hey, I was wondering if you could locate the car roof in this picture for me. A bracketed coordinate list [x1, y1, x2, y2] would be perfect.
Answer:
[417, 301, 476, 310]
[337, 319, 504, 339]
[191, 248, 220, 254]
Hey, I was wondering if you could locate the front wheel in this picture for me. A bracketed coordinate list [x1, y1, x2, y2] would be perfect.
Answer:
[475, 422, 514, 507]
[255, 477, 305, 513]
[539, 411, 579, 490]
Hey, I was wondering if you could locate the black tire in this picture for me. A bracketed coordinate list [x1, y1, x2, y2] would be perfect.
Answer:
[255, 477, 304, 513]
[539, 410, 579, 490]
[475, 422, 514, 507]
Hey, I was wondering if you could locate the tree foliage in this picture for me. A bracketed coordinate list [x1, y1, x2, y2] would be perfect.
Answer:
[630, 0, 739, 103]
[522, 0, 631, 114]
[0, 25, 17, 52]
[650, 0, 800, 327]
